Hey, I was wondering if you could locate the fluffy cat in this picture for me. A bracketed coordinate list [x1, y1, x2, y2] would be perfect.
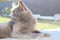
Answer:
[11, 0, 50, 38]
[11, 0, 37, 33]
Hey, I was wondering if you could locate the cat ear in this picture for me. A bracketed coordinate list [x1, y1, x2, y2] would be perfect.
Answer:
[18, 0, 24, 10]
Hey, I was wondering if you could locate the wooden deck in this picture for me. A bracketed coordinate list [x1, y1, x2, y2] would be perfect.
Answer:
[0, 31, 60, 40]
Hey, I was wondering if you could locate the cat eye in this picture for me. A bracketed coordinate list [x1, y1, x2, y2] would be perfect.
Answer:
[13, 14, 19, 17]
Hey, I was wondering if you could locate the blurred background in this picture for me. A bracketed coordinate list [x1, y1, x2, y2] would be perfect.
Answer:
[0, 0, 60, 30]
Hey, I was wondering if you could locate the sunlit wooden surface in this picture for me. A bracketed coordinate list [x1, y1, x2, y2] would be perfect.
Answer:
[0, 31, 60, 40]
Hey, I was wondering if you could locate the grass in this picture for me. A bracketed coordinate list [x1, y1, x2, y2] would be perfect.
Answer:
[0, 16, 10, 23]
[36, 22, 60, 30]
[0, 16, 60, 30]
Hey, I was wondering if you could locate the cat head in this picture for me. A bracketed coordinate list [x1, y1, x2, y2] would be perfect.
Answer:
[11, 0, 27, 21]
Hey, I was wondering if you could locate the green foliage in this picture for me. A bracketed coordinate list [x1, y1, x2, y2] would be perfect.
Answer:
[1, 7, 11, 17]
[2, 7, 10, 14]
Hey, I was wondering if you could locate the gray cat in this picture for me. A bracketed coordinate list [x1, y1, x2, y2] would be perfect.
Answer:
[11, 0, 37, 33]
[0, 0, 50, 38]
[11, 0, 50, 38]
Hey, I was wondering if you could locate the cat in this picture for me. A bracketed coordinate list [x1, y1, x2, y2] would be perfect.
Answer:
[11, 0, 37, 33]
[11, 0, 50, 38]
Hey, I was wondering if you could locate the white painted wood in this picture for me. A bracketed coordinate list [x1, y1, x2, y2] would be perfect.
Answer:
[54, 14, 60, 21]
